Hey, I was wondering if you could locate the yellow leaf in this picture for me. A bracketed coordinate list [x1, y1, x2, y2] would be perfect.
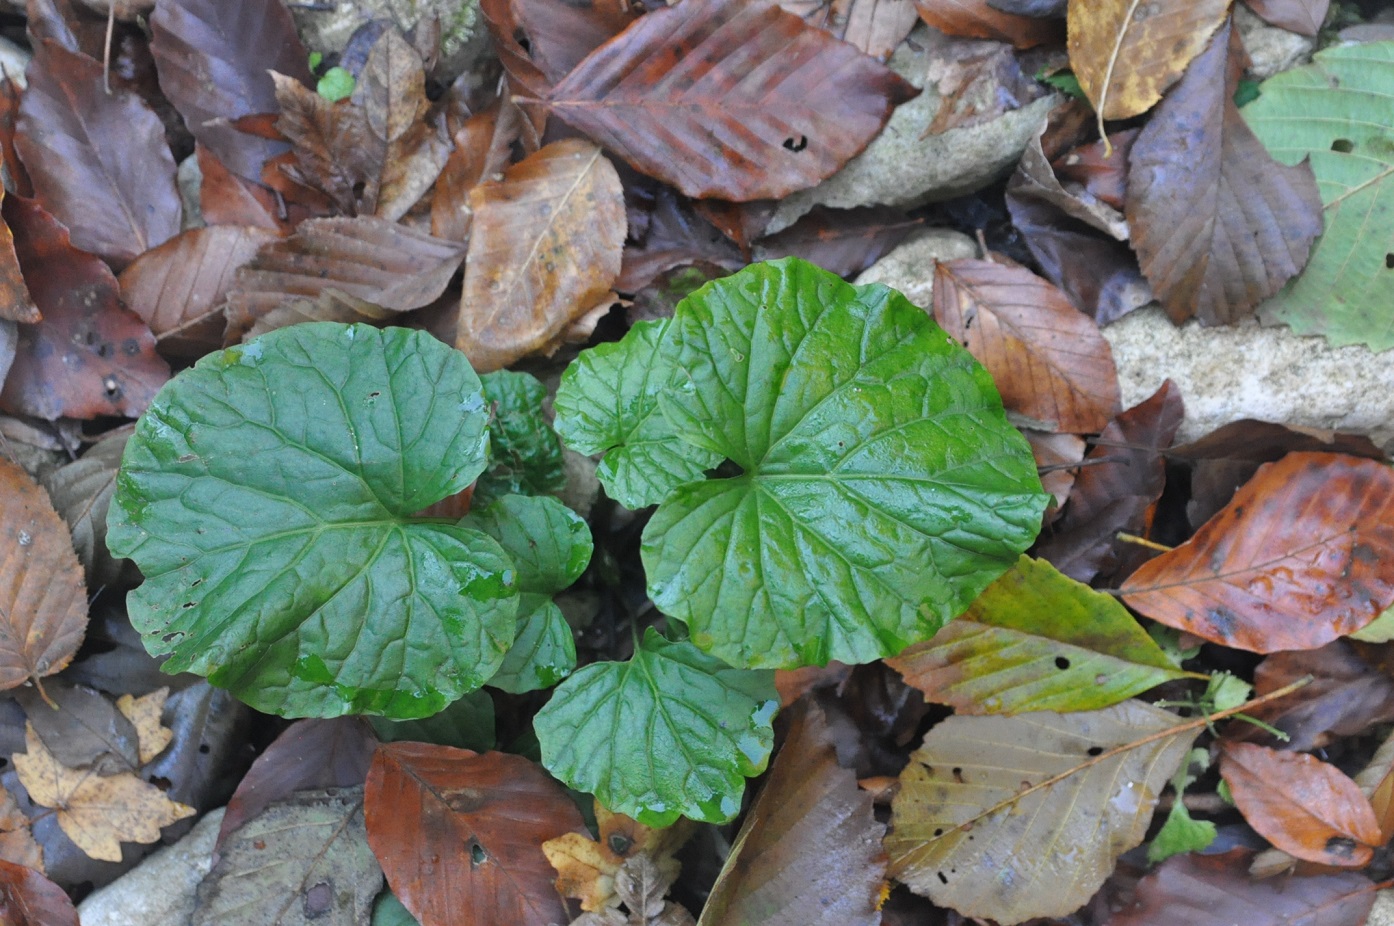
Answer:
[13, 724, 194, 862]
[543, 804, 695, 912]
[116, 687, 173, 764]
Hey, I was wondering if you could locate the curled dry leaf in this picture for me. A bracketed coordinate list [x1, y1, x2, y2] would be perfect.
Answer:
[1126, 21, 1323, 326]
[1121, 452, 1394, 653]
[914, 0, 1063, 48]
[0, 457, 86, 691]
[933, 258, 1120, 433]
[0, 786, 43, 871]
[0, 191, 38, 324]
[12, 724, 194, 863]
[1221, 742, 1381, 867]
[38, 426, 131, 589]
[458, 139, 625, 372]
[1238, 640, 1394, 753]
[545, 0, 918, 200]
[115, 688, 174, 765]
[545, 804, 694, 913]
[244, 289, 394, 340]
[0, 859, 78, 926]
[431, 101, 521, 243]
[1066, 0, 1230, 121]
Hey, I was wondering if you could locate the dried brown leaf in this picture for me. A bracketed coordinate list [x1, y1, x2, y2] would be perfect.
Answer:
[0, 858, 76, 926]
[1245, 0, 1330, 36]
[784, 0, 921, 60]
[116, 688, 173, 765]
[431, 102, 522, 243]
[14, 680, 139, 773]
[38, 427, 130, 589]
[244, 290, 394, 340]
[0, 192, 37, 324]
[0, 785, 42, 872]
[914, 0, 1063, 48]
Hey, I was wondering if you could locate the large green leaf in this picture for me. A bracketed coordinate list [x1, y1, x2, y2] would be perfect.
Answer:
[534, 628, 777, 827]
[474, 370, 567, 505]
[556, 258, 1048, 669]
[1245, 43, 1394, 349]
[461, 494, 590, 693]
[107, 323, 518, 719]
[888, 556, 1201, 714]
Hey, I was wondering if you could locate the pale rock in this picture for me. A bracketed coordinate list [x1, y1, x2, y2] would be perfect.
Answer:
[768, 25, 1059, 234]
[558, 447, 601, 520]
[854, 228, 979, 307]
[1368, 891, 1394, 925]
[1236, 3, 1315, 79]
[177, 154, 204, 231]
[77, 808, 225, 926]
[0, 36, 29, 86]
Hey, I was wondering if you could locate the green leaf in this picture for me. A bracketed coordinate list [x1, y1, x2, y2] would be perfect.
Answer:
[474, 371, 567, 505]
[1207, 672, 1251, 713]
[369, 689, 495, 751]
[1351, 602, 1394, 642]
[888, 556, 1199, 714]
[1147, 747, 1217, 863]
[554, 318, 722, 509]
[535, 628, 777, 827]
[371, 890, 421, 926]
[317, 66, 356, 102]
[1245, 42, 1394, 349]
[461, 495, 590, 693]
[556, 258, 1047, 668]
[107, 323, 518, 719]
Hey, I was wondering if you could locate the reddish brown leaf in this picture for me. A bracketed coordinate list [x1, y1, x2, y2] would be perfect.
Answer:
[1108, 849, 1376, 926]
[1245, 0, 1330, 36]
[225, 216, 467, 338]
[365, 744, 584, 926]
[479, 0, 556, 104]
[0, 196, 169, 419]
[619, 187, 745, 293]
[149, 0, 312, 182]
[752, 206, 918, 279]
[430, 102, 521, 243]
[924, 36, 1053, 136]
[458, 139, 625, 372]
[933, 258, 1120, 433]
[0, 456, 86, 691]
[217, 718, 378, 864]
[699, 700, 887, 926]
[1121, 453, 1394, 653]
[119, 225, 277, 359]
[546, 0, 918, 201]
[195, 144, 297, 234]
[1034, 380, 1182, 582]
[0, 787, 43, 873]
[914, 0, 1063, 48]
[15, 40, 181, 269]
[1221, 742, 1380, 868]
[0, 859, 78, 926]
[0, 77, 32, 199]
[269, 72, 367, 216]
[1126, 20, 1323, 326]
[1052, 129, 1137, 212]
[0, 191, 38, 324]
[1026, 429, 1085, 513]
[511, 0, 635, 83]
[784, 0, 921, 60]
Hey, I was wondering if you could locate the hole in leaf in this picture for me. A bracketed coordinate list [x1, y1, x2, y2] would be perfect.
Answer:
[937, 871, 948, 885]
[198, 743, 210, 754]
[703, 458, 746, 480]
[1385, 253, 1394, 269]
[1055, 656, 1070, 670]
[1331, 138, 1355, 153]
[468, 838, 487, 866]
[1325, 836, 1359, 859]
[933, 828, 943, 836]
[1087, 746, 1103, 756]
[608, 834, 632, 856]
[951, 767, 964, 783]
[782, 134, 808, 152]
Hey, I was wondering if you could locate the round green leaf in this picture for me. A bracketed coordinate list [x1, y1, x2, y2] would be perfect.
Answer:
[107, 323, 517, 719]
[475, 370, 567, 505]
[643, 258, 1048, 668]
[535, 628, 777, 827]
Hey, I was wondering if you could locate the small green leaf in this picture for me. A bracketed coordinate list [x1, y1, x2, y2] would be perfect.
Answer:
[1148, 748, 1216, 863]
[554, 319, 721, 509]
[318, 66, 356, 102]
[475, 371, 567, 505]
[1038, 68, 1085, 101]
[370, 689, 495, 751]
[308, 51, 323, 71]
[108, 323, 518, 719]
[557, 258, 1047, 669]
[535, 628, 777, 827]
[461, 495, 590, 693]
[1351, 602, 1394, 642]
[371, 890, 421, 926]
[1207, 672, 1251, 713]
[889, 556, 1199, 714]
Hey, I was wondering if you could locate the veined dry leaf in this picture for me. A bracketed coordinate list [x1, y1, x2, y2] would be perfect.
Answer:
[225, 216, 466, 338]
[914, 0, 1063, 48]
[195, 144, 299, 234]
[116, 688, 173, 765]
[0, 785, 43, 872]
[479, 0, 552, 107]
[1126, 21, 1323, 326]
[0, 191, 38, 324]
[1026, 429, 1085, 511]
[510, 0, 636, 84]
[38, 426, 130, 589]
[431, 101, 521, 243]
[0, 457, 86, 691]
[15, 40, 181, 269]
[887, 699, 1198, 924]
[1221, 742, 1380, 867]
[15, 679, 139, 773]
[545, 805, 694, 912]
[1121, 452, 1394, 653]
[269, 71, 365, 215]
[1245, 0, 1330, 36]
[118, 225, 276, 359]
[924, 36, 1053, 136]
[697, 700, 886, 926]
[458, 139, 625, 372]
[149, 0, 312, 182]
[0, 195, 169, 420]
[545, 0, 918, 201]
[784, 0, 921, 60]
[1237, 641, 1394, 752]
[244, 289, 394, 340]
[576, 854, 696, 926]
[752, 205, 919, 279]
[12, 723, 194, 862]
[1067, 0, 1230, 121]
[365, 744, 585, 926]
[933, 258, 1120, 433]
[0, 859, 77, 926]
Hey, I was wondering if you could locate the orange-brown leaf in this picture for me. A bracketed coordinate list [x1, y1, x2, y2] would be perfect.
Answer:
[0, 859, 77, 926]
[933, 258, 1120, 433]
[0, 457, 86, 691]
[1121, 453, 1394, 653]
[0, 190, 38, 324]
[1221, 742, 1380, 868]
[431, 102, 521, 243]
[1066, 0, 1230, 120]
[0, 785, 42, 872]
[458, 139, 624, 372]
[366, 744, 584, 926]
[914, 0, 1063, 49]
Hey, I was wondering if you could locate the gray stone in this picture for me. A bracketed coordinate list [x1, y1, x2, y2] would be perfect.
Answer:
[854, 228, 979, 307]
[1236, 3, 1315, 79]
[558, 447, 601, 520]
[177, 154, 204, 231]
[767, 26, 1060, 234]
[0, 36, 29, 86]
[1368, 891, 1394, 925]
[77, 808, 225, 926]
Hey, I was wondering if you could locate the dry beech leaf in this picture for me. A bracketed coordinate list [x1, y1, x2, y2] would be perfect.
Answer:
[0, 457, 86, 691]
[933, 258, 1120, 433]
[0, 191, 38, 324]
[0, 859, 77, 926]
[38, 427, 131, 589]
[431, 101, 521, 243]
[268, 71, 365, 215]
[118, 225, 277, 359]
[458, 139, 625, 372]
[12, 723, 194, 863]
[0, 785, 43, 872]
[1238, 640, 1394, 753]
[1220, 742, 1381, 867]
[509, 0, 636, 85]
[225, 215, 467, 338]
[784, 0, 922, 60]
[914, 0, 1063, 48]
[244, 289, 394, 340]
[698, 700, 887, 926]
[545, 804, 694, 913]
[195, 144, 301, 234]
[545, 0, 918, 201]
[1245, 0, 1330, 36]
[14, 679, 140, 774]
[15, 41, 182, 269]
[1067, 0, 1230, 121]
[1026, 429, 1085, 512]
[1121, 452, 1394, 653]
[1126, 21, 1323, 326]
[115, 687, 173, 765]
[752, 205, 920, 279]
